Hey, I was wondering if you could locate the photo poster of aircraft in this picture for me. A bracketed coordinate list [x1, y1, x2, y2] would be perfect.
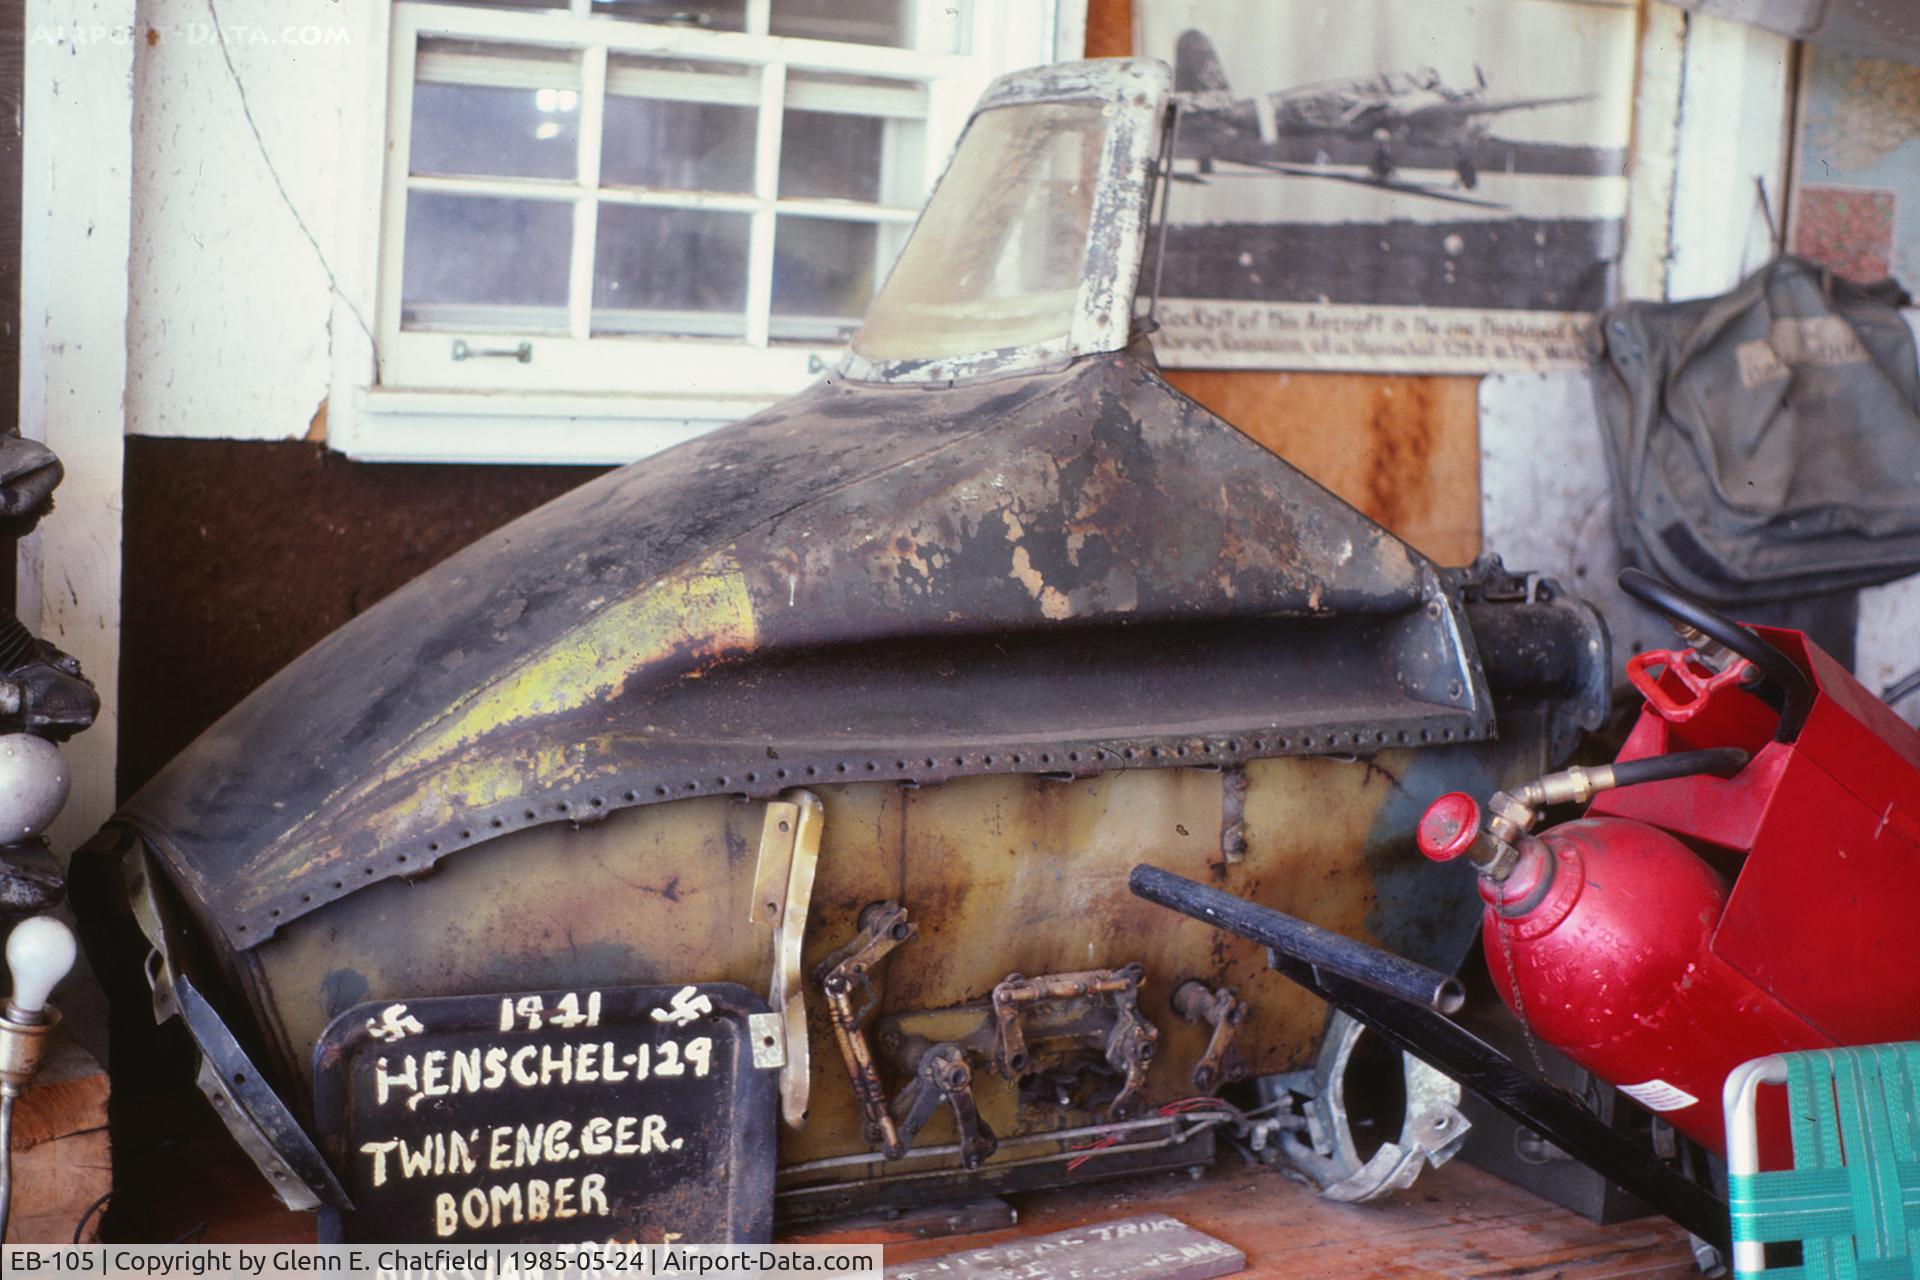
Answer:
[1138, 0, 1638, 373]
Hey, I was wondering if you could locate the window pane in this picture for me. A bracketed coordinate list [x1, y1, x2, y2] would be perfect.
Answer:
[602, 57, 758, 194]
[854, 101, 1108, 362]
[781, 72, 927, 205]
[771, 216, 908, 340]
[402, 193, 573, 332]
[593, 206, 751, 337]
[435, 0, 568, 12]
[412, 42, 583, 182]
[772, 0, 966, 52]
[592, 0, 746, 31]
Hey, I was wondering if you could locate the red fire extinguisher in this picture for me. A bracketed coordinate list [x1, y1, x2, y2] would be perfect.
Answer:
[1417, 570, 1920, 1158]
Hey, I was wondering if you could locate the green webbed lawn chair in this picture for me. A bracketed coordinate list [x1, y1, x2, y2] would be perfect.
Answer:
[1724, 1044, 1920, 1279]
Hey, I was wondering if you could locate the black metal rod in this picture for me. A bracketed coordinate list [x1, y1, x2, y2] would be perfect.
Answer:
[1266, 952, 1731, 1251]
[1128, 864, 1732, 1250]
[1128, 864, 1465, 1014]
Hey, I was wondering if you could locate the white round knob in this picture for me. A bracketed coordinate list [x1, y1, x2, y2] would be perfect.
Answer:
[0, 733, 70, 838]
[6, 915, 76, 1015]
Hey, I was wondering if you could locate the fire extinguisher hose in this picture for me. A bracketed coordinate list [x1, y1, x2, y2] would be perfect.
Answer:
[1608, 747, 1750, 789]
[1619, 569, 1814, 741]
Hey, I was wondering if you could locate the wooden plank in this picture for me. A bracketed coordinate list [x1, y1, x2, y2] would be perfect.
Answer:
[2, 1038, 110, 1244]
[878, 1162, 1697, 1280]
[9, 1037, 109, 1150]
[105, 1076, 1700, 1275]
[1084, 0, 1131, 58]
[1166, 370, 1482, 567]
[807, 1197, 1017, 1245]
[885, 1214, 1244, 1280]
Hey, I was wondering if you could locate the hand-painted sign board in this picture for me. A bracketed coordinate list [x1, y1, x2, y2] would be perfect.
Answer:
[313, 983, 777, 1243]
[884, 1214, 1247, 1280]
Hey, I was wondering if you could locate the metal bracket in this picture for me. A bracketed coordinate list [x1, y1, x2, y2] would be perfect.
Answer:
[1171, 979, 1248, 1093]
[1282, 1010, 1470, 1202]
[815, 900, 918, 1158]
[125, 849, 349, 1212]
[891, 1043, 998, 1170]
[747, 1011, 787, 1071]
[991, 964, 1158, 1120]
[752, 790, 822, 1128]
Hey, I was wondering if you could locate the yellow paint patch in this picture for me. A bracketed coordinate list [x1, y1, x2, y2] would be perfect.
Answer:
[431, 737, 617, 811]
[384, 554, 758, 779]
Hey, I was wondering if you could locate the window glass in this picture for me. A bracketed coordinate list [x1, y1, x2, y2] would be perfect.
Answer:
[602, 57, 758, 193]
[770, 216, 910, 341]
[593, 206, 752, 337]
[402, 193, 574, 332]
[770, 0, 968, 53]
[852, 101, 1108, 363]
[435, 0, 568, 11]
[411, 41, 582, 182]
[592, 0, 746, 31]
[780, 71, 926, 205]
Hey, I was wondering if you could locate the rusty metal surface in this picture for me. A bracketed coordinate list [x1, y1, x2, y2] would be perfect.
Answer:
[234, 737, 1554, 1162]
[99, 52, 1613, 1222]
[117, 350, 1525, 951]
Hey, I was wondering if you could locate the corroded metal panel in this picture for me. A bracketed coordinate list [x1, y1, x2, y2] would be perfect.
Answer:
[91, 52, 1617, 1225]
[118, 353, 1519, 949]
[246, 740, 1548, 1190]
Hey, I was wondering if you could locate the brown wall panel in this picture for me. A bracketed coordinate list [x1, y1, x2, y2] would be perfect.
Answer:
[1086, 0, 1132, 57]
[117, 438, 606, 800]
[1167, 370, 1481, 565]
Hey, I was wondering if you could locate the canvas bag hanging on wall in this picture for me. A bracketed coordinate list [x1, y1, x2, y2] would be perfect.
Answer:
[1591, 256, 1920, 606]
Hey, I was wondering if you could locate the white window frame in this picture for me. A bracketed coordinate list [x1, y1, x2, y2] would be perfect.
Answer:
[330, 0, 1071, 464]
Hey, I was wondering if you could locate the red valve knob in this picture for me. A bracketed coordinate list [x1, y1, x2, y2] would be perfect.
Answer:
[1418, 792, 1481, 863]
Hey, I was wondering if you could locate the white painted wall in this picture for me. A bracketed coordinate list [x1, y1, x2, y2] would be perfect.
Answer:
[1481, 345, 1920, 728]
[125, 0, 363, 444]
[19, 0, 137, 856]
[1477, 6, 1916, 724]
[1663, 11, 1797, 299]
[17, 0, 364, 855]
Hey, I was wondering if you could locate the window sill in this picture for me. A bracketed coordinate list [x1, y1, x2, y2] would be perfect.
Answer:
[337, 385, 788, 465]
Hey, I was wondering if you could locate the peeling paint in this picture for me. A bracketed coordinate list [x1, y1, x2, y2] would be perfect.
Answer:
[385, 553, 758, 778]
[122, 324, 1598, 948]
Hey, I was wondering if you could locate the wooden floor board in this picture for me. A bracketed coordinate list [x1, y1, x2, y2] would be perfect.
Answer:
[863, 1161, 1697, 1279]
[107, 1086, 1700, 1276]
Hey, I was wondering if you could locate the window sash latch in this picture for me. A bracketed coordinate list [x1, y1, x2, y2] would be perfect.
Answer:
[450, 339, 533, 364]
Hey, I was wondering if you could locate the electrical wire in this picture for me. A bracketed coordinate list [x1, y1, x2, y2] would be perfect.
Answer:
[72, 1191, 111, 1244]
[0, 1092, 15, 1241]
[1884, 666, 1920, 709]
[1065, 1097, 1247, 1172]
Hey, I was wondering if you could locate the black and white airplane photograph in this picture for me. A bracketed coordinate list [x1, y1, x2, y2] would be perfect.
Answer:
[1142, 0, 1639, 368]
